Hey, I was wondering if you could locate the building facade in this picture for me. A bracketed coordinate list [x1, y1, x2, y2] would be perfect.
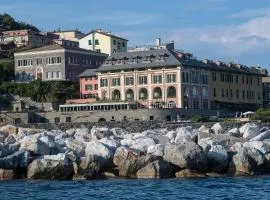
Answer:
[53, 30, 85, 42]
[2, 30, 58, 47]
[262, 76, 270, 108]
[53, 38, 79, 47]
[14, 44, 107, 82]
[95, 48, 265, 111]
[79, 29, 128, 55]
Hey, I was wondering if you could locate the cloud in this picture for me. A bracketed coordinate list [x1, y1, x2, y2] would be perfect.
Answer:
[72, 12, 162, 26]
[168, 15, 270, 58]
[228, 7, 270, 19]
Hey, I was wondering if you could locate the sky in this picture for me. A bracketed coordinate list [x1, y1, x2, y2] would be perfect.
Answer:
[1, 0, 270, 69]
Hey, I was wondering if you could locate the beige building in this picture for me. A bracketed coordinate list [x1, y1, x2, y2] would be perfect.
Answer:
[2, 30, 58, 47]
[79, 29, 128, 55]
[95, 46, 265, 111]
[53, 30, 85, 42]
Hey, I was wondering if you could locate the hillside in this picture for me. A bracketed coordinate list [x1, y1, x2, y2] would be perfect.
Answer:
[0, 13, 39, 32]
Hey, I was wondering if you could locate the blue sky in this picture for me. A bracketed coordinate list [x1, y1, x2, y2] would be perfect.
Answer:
[1, 0, 270, 68]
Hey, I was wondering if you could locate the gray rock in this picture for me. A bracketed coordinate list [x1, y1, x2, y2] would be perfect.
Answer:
[174, 126, 197, 144]
[230, 146, 267, 175]
[27, 158, 74, 180]
[0, 143, 20, 158]
[147, 144, 164, 157]
[211, 123, 223, 134]
[175, 169, 206, 178]
[20, 136, 50, 155]
[4, 135, 16, 145]
[65, 139, 86, 157]
[243, 141, 270, 155]
[0, 151, 30, 169]
[207, 145, 228, 173]
[91, 126, 112, 140]
[111, 127, 128, 138]
[163, 142, 207, 171]
[239, 123, 260, 140]
[227, 128, 241, 137]
[249, 131, 270, 142]
[136, 160, 173, 178]
[198, 125, 211, 134]
[130, 137, 156, 152]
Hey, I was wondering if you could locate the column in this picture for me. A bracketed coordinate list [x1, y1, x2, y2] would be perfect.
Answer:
[147, 70, 152, 108]
[120, 72, 125, 101]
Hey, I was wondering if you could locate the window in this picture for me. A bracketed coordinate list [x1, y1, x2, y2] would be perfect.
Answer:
[100, 79, 108, 87]
[57, 71, 61, 79]
[66, 117, 71, 123]
[212, 72, 216, 81]
[242, 76, 245, 84]
[113, 40, 116, 45]
[96, 49, 101, 53]
[37, 58, 42, 65]
[94, 84, 98, 90]
[236, 89, 239, 98]
[152, 74, 162, 84]
[138, 76, 147, 85]
[246, 76, 249, 84]
[230, 89, 233, 98]
[243, 90, 245, 99]
[220, 73, 225, 82]
[166, 74, 176, 83]
[203, 100, 208, 109]
[112, 78, 120, 86]
[222, 88, 224, 97]
[226, 89, 228, 98]
[193, 100, 199, 109]
[88, 40, 92, 45]
[213, 88, 216, 97]
[202, 88, 208, 97]
[53, 72, 57, 79]
[201, 74, 208, 84]
[95, 39, 99, 45]
[182, 72, 189, 83]
[258, 92, 261, 100]
[122, 42, 126, 47]
[125, 77, 134, 85]
[85, 84, 92, 91]
[192, 87, 198, 96]
[47, 71, 52, 79]
[236, 75, 238, 83]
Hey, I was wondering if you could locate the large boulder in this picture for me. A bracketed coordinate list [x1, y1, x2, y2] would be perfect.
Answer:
[197, 125, 211, 134]
[130, 137, 156, 152]
[4, 135, 16, 145]
[90, 126, 112, 140]
[175, 169, 206, 178]
[230, 146, 267, 175]
[243, 141, 270, 155]
[27, 158, 74, 180]
[99, 137, 120, 152]
[0, 151, 30, 169]
[74, 128, 91, 143]
[0, 125, 17, 136]
[227, 128, 241, 137]
[207, 145, 228, 173]
[73, 155, 102, 180]
[65, 139, 86, 157]
[111, 128, 128, 138]
[113, 146, 157, 177]
[165, 131, 176, 140]
[0, 143, 20, 158]
[85, 141, 114, 171]
[136, 160, 173, 178]
[20, 136, 50, 155]
[239, 123, 260, 140]
[0, 169, 15, 180]
[163, 142, 207, 171]
[174, 126, 197, 144]
[211, 123, 223, 134]
[147, 144, 164, 157]
[249, 131, 270, 142]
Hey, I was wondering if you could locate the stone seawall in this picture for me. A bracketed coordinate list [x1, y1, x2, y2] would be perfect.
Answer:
[19, 121, 262, 133]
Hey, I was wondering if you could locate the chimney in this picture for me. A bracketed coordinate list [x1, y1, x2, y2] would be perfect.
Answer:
[156, 38, 161, 46]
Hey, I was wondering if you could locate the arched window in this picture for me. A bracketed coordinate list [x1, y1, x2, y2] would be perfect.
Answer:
[202, 88, 208, 97]
[192, 87, 198, 96]
[112, 90, 121, 100]
[139, 88, 148, 100]
[183, 87, 189, 97]
[153, 87, 162, 99]
[126, 89, 134, 100]
[167, 86, 176, 98]
[168, 101, 176, 108]
[102, 91, 107, 100]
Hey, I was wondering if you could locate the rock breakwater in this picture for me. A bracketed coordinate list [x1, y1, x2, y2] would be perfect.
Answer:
[1, 122, 270, 180]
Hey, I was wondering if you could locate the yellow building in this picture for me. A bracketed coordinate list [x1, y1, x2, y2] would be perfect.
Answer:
[79, 29, 128, 56]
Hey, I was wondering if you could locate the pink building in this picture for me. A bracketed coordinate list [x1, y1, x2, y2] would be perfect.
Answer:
[66, 69, 98, 104]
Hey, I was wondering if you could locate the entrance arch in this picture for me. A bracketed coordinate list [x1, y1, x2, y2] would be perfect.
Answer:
[112, 89, 121, 100]
[153, 87, 162, 99]
[126, 89, 134, 100]
[36, 67, 43, 80]
[139, 88, 148, 100]
[167, 86, 176, 98]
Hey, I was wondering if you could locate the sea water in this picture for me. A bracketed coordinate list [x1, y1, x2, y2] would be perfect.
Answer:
[1, 176, 270, 200]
